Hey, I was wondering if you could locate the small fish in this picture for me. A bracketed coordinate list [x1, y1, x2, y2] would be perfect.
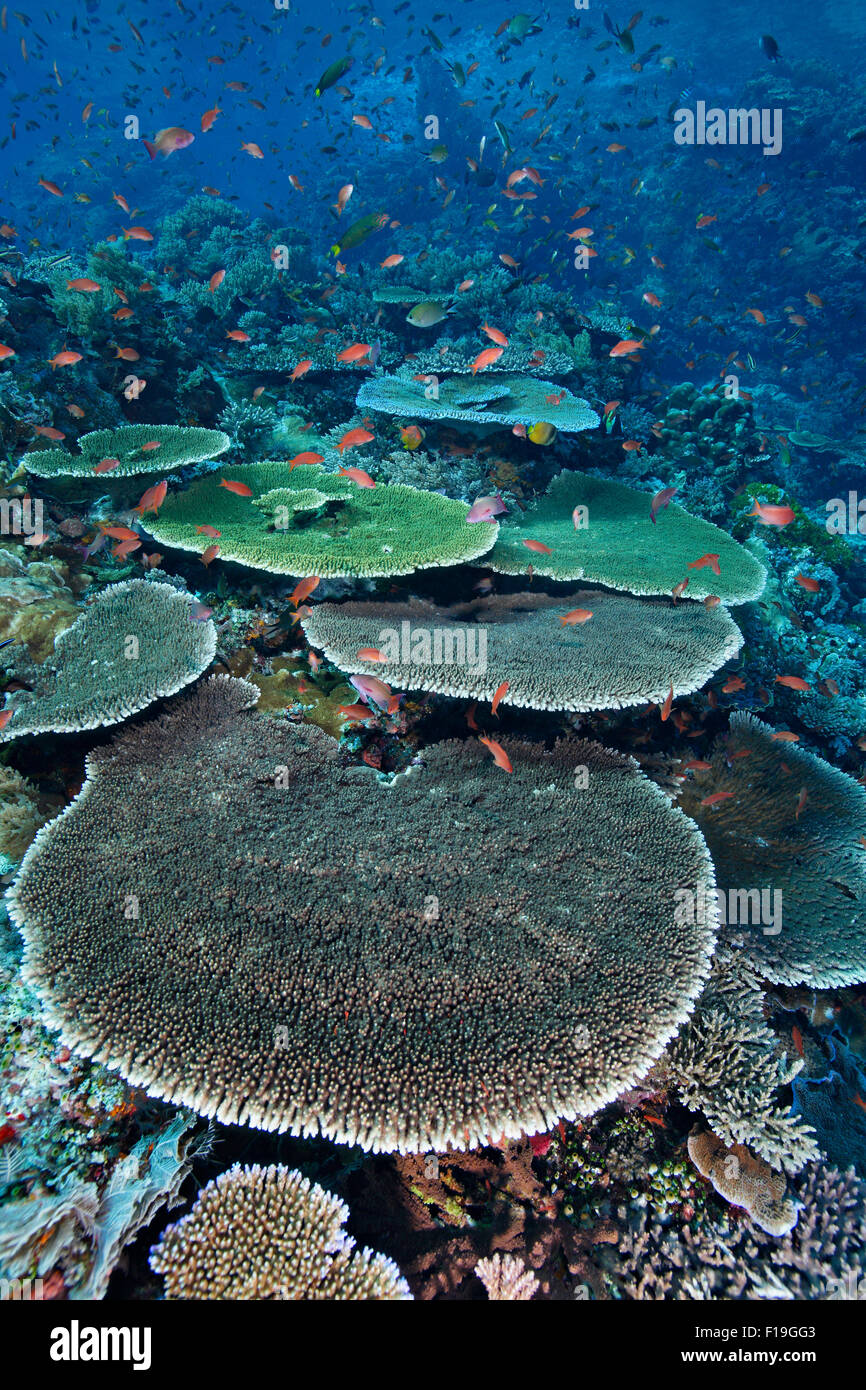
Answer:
[201, 544, 220, 566]
[791, 1025, 804, 1058]
[337, 466, 375, 488]
[687, 553, 721, 576]
[196, 525, 221, 539]
[748, 498, 795, 528]
[290, 576, 320, 608]
[338, 702, 373, 722]
[610, 338, 644, 357]
[650, 485, 678, 523]
[466, 494, 507, 524]
[660, 681, 674, 722]
[209, 269, 226, 292]
[219, 479, 253, 497]
[559, 608, 593, 626]
[683, 760, 713, 771]
[291, 360, 312, 381]
[357, 647, 388, 663]
[478, 735, 513, 773]
[336, 342, 372, 363]
[491, 680, 509, 716]
[92, 456, 120, 474]
[771, 731, 800, 743]
[351, 674, 392, 708]
[133, 480, 168, 516]
[481, 323, 509, 347]
[701, 792, 734, 807]
[337, 428, 374, 456]
[776, 675, 811, 692]
[286, 451, 324, 472]
[523, 539, 552, 554]
[794, 573, 820, 592]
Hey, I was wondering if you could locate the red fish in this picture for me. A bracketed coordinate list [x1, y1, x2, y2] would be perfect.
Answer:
[523, 539, 552, 554]
[687, 553, 721, 576]
[337, 467, 375, 488]
[491, 680, 509, 717]
[650, 485, 677, 523]
[479, 736, 513, 773]
[776, 675, 811, 692]
[219, 479, 253, 497]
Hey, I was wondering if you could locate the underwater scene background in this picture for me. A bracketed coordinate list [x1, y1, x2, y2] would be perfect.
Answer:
[0, 0, 865, 1308]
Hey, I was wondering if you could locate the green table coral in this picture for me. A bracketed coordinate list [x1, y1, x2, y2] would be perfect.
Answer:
[23, 425, 230, 479]
[141, 462, 498, 578]
[356, 373, 599, 433]
[481, 471, 766, 603]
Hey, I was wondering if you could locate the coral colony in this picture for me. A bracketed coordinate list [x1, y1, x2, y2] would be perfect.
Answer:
[0, 0, 865, 1319]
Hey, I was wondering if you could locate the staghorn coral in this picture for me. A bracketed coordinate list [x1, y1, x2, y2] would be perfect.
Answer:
[142, 461, 498, 578]
[10, 674, 718, 1153]
[687, 1129, 798, 1236]
[475, 1252, 539, 1301]
[609, 1163, 866, 1300]
[662, 948, 820, 1175]
[23, 425, 230, 480]
[482, 471, 767, 603]
[357, 373, 599, 433]
[676, 712, 866, 987]
[301, 590, 743, 713]
[149, 1164, 411, 1300]
[0, 580, 216, 741]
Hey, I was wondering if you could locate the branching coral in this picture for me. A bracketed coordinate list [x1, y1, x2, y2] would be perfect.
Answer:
[0, 580, 216, 741]
[10, 675, 718, 1153]
[482, 471, 767, 603]
[661, 948, 820, 1175]
[149, 1164, 411, 1300]
[301, 590, 743, 713]
[475, 1252, 539, 1300]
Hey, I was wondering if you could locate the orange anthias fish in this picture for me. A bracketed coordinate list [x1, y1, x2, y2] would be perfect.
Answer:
[290, 576, 320, 607]
[66, 278, 101, 293]
[776, 675, 811, 692]
[795, 573, 820, 592]
[748, 498, 795, 527]
[201, 544, 220, 566]
[336, 342, 372, 363]
[523, 539, 552, 554]
[481, 323, 509, 347]
[337, 466, 375, 487]
[357, 647, 388, 662]
[92, 457, 120, 474]
[219, 479, 253, 497]
[609, 339, 644, 357]
[209, 269, 226, 292]
[701, 792, 734, 807]
[471, 346, 504, 374]
[491, 680, 509, 717]
[289, 451, 325, 470]
[338, 428, 374, 456]
[559, 608, 593, 626]
[48, 350, 82, 369]
[291, 360, 312, 380]
[196, 525, 221, 539]
[479, 736, 513, 773]
[687, 553, 721, 576]
[660, 681, 674, 722]
[201, 106, 222, 132]
[133, 480, 168, 516]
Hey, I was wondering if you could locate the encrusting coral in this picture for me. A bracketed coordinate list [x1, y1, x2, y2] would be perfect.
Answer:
[481, 471, 767, 603]
[676, 712, 866, 987]
[686, 1129, 798, 1237]
[149, 1164, 411, 1300]
[10, 675, 718, 1154]
[141, 461, 498, 578]
[0, 580, 216, 741]
[301, 590, 744, 714]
